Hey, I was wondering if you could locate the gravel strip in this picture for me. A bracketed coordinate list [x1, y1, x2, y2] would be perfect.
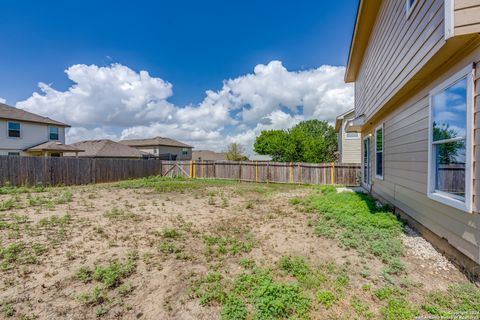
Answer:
[402, 225, 455, 271]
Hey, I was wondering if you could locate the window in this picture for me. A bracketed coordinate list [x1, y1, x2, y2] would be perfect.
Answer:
[182, 148, 188, 156]
[428, 65, 473, 212]
[8, 122, 21, 138]
[363, 136, 371, 186]
[375, 124, 384, 179]
[49, 127, 59, 140]
[344, 122, 360, 140]
[7, 152, 20, 156]
[346, 132, 360, 139]
[406, 0, 417, 17]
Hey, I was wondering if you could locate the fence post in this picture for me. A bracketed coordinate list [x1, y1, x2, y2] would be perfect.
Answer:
[266, 162, 269, 184]
[255, 161, 259, 183]
[331, 162, 335, 185]
[298, 163, 302, 184]
[289, 162, 293, 183]
[239, 161, 242, 182]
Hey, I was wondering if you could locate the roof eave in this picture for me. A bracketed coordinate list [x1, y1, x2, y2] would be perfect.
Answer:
[0, 116, 70, 128]
[344, 0, 382, 83]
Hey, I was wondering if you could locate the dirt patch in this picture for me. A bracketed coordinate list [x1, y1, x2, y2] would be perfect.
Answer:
[0, 180, 473, 319]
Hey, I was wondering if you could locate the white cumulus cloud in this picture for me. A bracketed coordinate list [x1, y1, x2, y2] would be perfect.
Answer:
[0, 97, 6, 104]
[15, 61, 353, 155]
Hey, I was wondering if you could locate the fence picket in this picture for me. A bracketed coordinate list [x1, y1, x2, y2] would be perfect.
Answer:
[0, 156, 360, 187]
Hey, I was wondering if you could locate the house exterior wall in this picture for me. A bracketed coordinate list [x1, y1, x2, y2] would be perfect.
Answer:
[360, 46, 480, 265]
[454, 0, 480, 36]
[135, 145, 192, 160]
[339, 115, 361, 164]
[0, 120, 66, 155]
[355, 0, 446, 120]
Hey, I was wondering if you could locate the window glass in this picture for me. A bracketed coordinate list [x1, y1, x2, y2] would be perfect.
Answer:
[346, 132, 360, 139]
[8, 152, 20, 156]
[363, 137, 371, 185]
[182, 148, 188, 155]
[432, 78, 467, 142]
[375, 127, 383, 178]
[49, 127, 59, 140]
[435, 141, 466, 198]
[431, 77, 467, 200]
[8, 122, 21, 138]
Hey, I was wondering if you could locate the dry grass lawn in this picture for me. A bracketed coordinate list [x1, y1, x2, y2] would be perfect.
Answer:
[0, 177, 478, 319]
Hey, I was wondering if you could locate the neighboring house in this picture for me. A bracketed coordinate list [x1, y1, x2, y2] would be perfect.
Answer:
[0, 102, 82, 156]
[65, 140, 149, 158]
[119, 137, 193, 160]
[335, 109, 361, 164]
[345, 0, 480, 270]
[193, 150, 227, 161]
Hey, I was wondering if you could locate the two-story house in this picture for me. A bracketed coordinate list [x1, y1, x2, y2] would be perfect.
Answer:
[0, 102, 82, 156]
[119, 137, 193, 160]
[335, 109, 361, 164]
[345, 0, 480, 272]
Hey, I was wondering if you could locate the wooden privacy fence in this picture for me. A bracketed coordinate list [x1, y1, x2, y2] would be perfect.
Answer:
[161, 161, 361, 186]
[0, 156, 163, 186]
[0, 157, 360, 187]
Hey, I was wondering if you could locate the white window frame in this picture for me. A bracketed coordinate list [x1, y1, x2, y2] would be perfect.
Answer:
[406, 0, 418, 19]
[7, 121, 21, 138]
[427, 64, 474, 213]
[363, 135, 372, 187]
[375, 124, 384, 180]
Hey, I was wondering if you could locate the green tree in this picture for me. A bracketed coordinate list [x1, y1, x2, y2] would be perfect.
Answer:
[252, 130, 292, 161]
[433, 123, 465, 164]
[226, 143, 249, 161]
[253, 120, 337, 163]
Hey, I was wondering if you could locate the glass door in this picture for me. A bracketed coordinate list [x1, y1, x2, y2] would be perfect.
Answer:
[363, 136, 371, 186]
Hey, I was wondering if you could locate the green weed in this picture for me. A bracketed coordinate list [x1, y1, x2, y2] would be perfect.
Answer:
[117, 176, 237, 193]
[203, 235, 254, 257]
[381, 298, 419, 320]
[316, 290, 337, 309]
[306, 189, 405, 273]
[421, 284, 480, 316]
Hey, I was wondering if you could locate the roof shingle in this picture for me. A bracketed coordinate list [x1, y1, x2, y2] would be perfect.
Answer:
[119, 136, 192, 148]
[0, 103, 69, 127]
[66, 140, 148, 158]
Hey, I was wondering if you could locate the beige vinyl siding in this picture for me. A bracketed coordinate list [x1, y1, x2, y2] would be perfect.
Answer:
[338, 113, 361, 164]
[342, 139, 361, 163]
[136, 145, 192, 160]
[360, 47, 480, 264]
[0, 120, 66, 152]
[454, 0, 480, 36]
[355, 0, 446, 120]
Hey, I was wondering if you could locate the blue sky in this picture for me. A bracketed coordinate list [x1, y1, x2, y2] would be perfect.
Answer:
[1, 0, 358, 155]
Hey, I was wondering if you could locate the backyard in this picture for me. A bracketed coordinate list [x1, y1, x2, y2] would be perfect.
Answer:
[0, 177, 479, 319]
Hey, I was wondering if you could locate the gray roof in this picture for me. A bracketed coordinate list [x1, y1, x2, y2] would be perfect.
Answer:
[193, 150, 227, 161]
[26, 141, 84, 152]
[0, 103, 70, 127]
[119, 136, 193, 148]
[335, 109, 355, 132]
[66, 140, 148, 158]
